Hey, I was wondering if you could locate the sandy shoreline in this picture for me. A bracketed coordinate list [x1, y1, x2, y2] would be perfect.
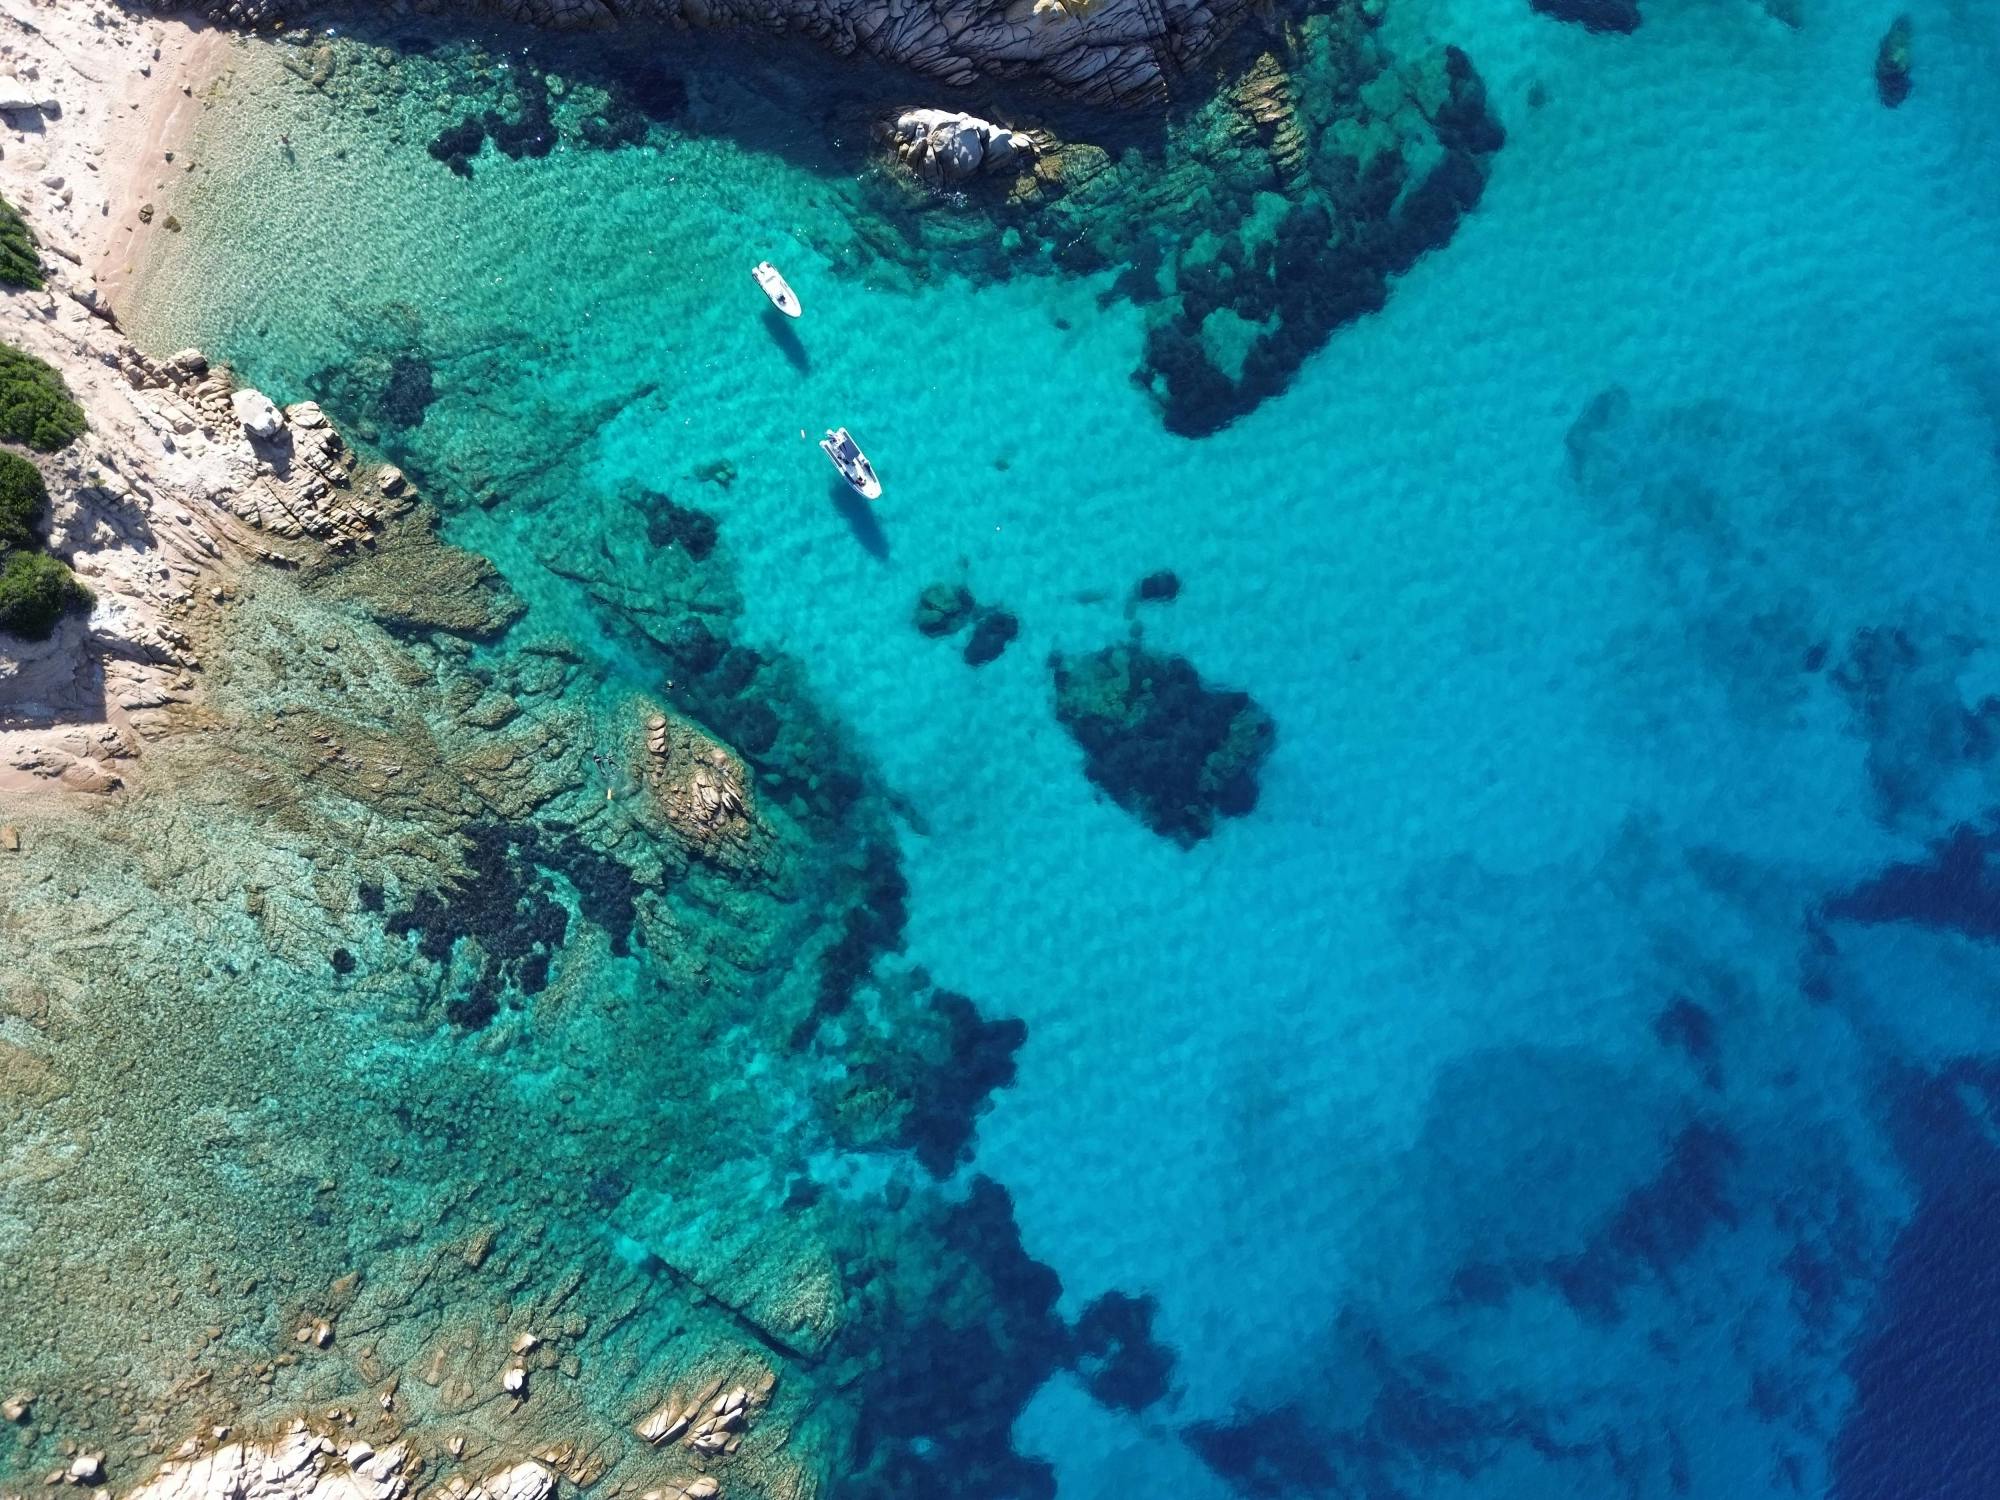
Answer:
[0, 3, 229, 293]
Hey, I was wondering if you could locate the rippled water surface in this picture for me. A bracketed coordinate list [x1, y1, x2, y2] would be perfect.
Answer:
[98, 1, 2000, 1495]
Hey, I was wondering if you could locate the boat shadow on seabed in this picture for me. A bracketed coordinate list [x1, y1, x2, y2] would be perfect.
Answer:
[762, 307, 810, 374]
[830, 477, 888, 559]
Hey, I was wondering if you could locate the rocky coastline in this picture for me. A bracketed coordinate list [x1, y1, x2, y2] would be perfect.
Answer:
[0, 12, 1175, 1500]
[132, 0, 1253, 107]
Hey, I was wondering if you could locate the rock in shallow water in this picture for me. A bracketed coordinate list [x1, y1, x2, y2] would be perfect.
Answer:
[1050, 643, 1275, 845]
[914, 581, 977, 638]
[889, 109, 1035, 187]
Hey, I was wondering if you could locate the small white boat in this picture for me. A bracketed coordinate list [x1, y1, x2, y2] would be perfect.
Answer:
[820, 427, 882, 500]
[752, 261, 801, 318]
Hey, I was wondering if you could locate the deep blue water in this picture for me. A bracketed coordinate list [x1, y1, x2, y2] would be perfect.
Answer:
[114, 0, 2000, 1495]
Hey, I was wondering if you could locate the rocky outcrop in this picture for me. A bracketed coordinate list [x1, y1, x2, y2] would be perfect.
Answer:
[120, 1429, 415, 1500]
[0, 236, 404, 787]
[636, 706, 767, 873]
[231, 386, 284, 440]
[120, 1431, 558, 1500]
[135, 0, 1249, 106]
[887, 110, 1035, 187]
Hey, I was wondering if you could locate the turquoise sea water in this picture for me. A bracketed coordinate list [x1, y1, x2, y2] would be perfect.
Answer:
[110, 1, 2000, 1496]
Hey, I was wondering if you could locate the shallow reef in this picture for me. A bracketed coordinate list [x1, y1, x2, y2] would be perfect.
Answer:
[1050, 641, 1275, 845]
[0, 427, 1161, 1498]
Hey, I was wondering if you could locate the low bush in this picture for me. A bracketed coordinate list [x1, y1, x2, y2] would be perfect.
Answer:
[0, 196, 41, 290]
[0, 549, 90, 640]
[0, 450, 48, 551]
[0, 343, 84, 450]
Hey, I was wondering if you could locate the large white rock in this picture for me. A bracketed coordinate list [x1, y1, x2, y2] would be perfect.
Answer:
[230, 388, 284, 441]
[464, 1462, 556, 1500]
[0, 78, 45, 112]
[891, 108, 1034, 186]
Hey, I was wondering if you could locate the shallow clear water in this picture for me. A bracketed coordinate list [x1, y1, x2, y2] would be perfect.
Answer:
[107, 0, 2000, 1495]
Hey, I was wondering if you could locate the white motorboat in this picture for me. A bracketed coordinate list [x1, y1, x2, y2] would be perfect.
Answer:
[820, 427, 882, 500]
[752, 261, 801, 318]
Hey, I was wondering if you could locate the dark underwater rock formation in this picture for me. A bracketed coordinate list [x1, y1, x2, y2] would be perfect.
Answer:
[1875, 16, 1913, 108]
[1529, 0, 1641, 32]
[1071, 1290, 1175, 1410]
[913, 581, 1017, 666]
[382, 818, 640, 1027]
[1050, 643, 1275, 845]
[963, 607, 1019, 667]
[1134, 569, 1181, 605]
[644, 492, 720, 560]
[1134, 39, 1504, 436]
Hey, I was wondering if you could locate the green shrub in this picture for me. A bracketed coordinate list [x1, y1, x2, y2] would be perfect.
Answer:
[0, 549, 89, 640]
[0, 343, 83, 451]
[0, 450, 48, 552]
[0, 196, 41, 290]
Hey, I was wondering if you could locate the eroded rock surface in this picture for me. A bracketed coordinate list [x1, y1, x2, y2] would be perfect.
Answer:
[138, 0, 1250, 106]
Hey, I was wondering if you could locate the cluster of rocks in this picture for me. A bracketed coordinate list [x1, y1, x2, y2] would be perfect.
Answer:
[126, 349, 405, 562]
[635, 1372, 771, 1466]
[118, 1426, 557, 1500]
[886, 109, 1035, 188]
[637, 707, 763, 867]
[914, 581, 1018, 667]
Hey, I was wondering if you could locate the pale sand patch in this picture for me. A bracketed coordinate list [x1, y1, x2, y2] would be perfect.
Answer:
[0, 2, 231, 283]
[93, 21, 232, 307]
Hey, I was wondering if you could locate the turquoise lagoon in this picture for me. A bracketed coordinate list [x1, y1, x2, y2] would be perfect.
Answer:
[104, 0, 2000, 1496]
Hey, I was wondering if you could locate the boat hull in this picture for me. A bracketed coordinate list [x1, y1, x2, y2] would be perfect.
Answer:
[821, 432, 882, 500]
[753, 262, 802, 318]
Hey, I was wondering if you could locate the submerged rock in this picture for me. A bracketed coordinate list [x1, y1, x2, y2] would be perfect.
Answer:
[914, 581, 977, 637]
[1134, 569, 1181, 604]
[963, 608, 1019, 667]
[1050, 643, 1275, 844]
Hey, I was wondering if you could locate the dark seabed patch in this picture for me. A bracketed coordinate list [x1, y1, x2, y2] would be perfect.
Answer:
[1823, 822, 2000, 939]
[1050, 642, 1275, 845]
[1834, 1063, 2000, 1500]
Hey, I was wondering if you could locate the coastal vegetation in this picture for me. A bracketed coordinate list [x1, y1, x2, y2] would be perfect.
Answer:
[0, 549, 90, 639]
[0, 341, 84, 450]
[0, 447, 88, 639]
[0, 448, 46, 550]
[0, 194, 42, 290]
